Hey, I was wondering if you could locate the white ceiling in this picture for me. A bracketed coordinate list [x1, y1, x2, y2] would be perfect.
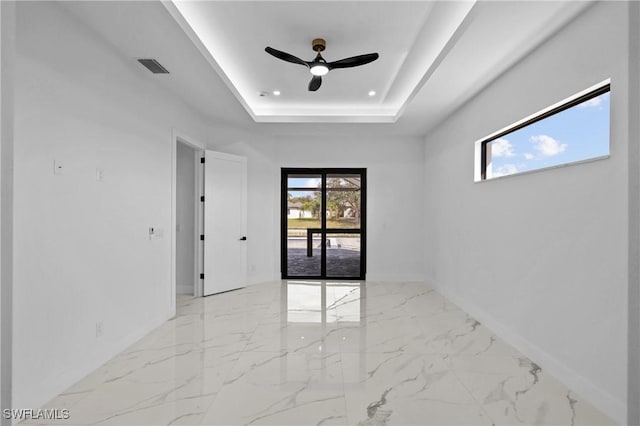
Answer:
[165, 1, 475, 123]
[59, 0, 594, 137]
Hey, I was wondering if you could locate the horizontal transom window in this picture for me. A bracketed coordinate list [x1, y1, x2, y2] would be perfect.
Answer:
[475, 80, 610, 181]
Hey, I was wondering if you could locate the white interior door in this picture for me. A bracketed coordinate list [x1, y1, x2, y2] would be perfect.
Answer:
[203, 150, 247, 296]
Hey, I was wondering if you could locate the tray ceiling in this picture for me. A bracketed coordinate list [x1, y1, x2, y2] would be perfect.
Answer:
[164, 1, 476, 123]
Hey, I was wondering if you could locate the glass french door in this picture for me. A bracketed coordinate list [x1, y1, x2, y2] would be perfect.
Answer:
[281, 168, 366, 279]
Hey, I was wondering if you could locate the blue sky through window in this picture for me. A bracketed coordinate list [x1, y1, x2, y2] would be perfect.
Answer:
[288, 177, 321, 199]
[288, 177, 321, 188]
[488, 92, 610, 178]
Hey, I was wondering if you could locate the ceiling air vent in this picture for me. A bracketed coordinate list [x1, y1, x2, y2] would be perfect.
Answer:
[137, 59, 169, 74]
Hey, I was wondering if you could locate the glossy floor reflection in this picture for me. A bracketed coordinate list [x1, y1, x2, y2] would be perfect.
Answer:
[28, 281, 615, 425]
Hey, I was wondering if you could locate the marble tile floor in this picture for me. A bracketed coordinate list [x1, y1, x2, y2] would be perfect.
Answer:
[25, 281, 615, 426]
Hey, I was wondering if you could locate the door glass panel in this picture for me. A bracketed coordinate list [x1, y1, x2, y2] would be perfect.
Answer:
[326, 174, 361, 278]
[283, 170, 365, 279]
[325, 232, 361, 278]
[286, 175, 322, 277]
[288, 174, 321, 189]
[326, 175, 361, 229]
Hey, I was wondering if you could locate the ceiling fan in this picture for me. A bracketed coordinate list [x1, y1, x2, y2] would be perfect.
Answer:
[265, 38, 379, 92]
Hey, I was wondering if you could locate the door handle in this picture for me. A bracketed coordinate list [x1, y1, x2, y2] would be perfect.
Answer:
[239, 236, 247, 241]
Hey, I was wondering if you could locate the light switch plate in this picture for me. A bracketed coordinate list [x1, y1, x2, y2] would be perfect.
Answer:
[53, 160, 64, 175]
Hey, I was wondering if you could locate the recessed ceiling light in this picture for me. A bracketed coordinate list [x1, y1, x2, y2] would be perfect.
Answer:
[258, 91, 268, 97]
[273, 90, 281, 96]
[368, 90, 376, 97]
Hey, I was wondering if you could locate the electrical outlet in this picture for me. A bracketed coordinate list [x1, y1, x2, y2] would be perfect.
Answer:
[96, 167, 104, 182]
[95, 321, 103, 338]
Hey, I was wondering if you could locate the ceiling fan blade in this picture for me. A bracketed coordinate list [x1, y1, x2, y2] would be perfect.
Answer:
[328, 53, 379, 70]
[265, 47, 309, 67]
[308, 75, 322, 91]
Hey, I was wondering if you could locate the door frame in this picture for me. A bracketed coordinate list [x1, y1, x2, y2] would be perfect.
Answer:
[171, 130, 205, 316]
[281, 168, 367, 280]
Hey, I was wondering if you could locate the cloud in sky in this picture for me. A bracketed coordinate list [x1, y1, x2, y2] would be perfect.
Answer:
[491, 138, 516, 157]
[304, 178, 320, 187]
[524, 153, 535, 160]
[578, 95, 602, 108]
[531, 134, 567, 156]
[492, 164, 519, 178]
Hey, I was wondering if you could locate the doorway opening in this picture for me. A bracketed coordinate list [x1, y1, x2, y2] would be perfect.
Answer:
[281, 168, 366, 280]
[175, 141, 201, 298]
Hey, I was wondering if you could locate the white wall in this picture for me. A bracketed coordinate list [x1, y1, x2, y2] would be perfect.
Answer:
[628, 4, 640, 424]
[13, 2, 212, 410]
[176, 142, 196, 294]
[211, 134, 426, 283]
[423, 2, 628, 423]
[0, 2, 15, 421]
[276, 135, 426, 282]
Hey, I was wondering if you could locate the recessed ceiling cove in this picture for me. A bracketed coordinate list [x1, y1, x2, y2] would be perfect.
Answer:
[164, 1, 476, 123]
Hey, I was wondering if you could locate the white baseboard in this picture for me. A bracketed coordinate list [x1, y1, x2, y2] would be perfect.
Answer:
[366, 273, 426, 282]
[434, 283, 625, 425]
[254, 273, 427, 284]
[247, 273, 279, 286]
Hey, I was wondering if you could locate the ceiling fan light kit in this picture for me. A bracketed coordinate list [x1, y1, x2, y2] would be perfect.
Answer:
[265, 38, 379, 92]
[310, 64, 329, 76]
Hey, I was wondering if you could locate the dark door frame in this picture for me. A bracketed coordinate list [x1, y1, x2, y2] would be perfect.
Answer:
[281, 168, 367, 280]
